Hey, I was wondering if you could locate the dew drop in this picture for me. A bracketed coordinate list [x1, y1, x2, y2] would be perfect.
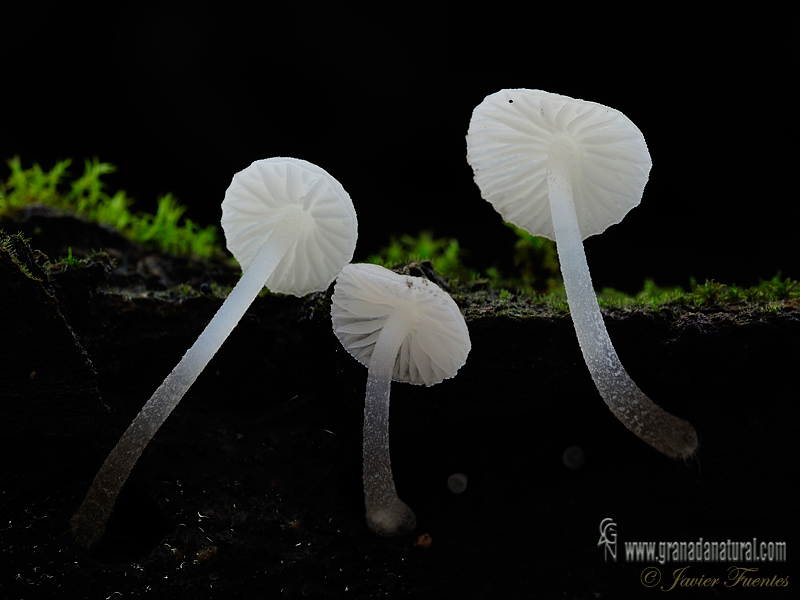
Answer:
[562, 446, 585, 469]
[447, 473, 468, 494]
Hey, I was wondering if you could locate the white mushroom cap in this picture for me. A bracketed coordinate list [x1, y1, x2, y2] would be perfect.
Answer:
[221, 157, 358, 296]
[331, 263, 471, 386]
[467, 89, 652, 241]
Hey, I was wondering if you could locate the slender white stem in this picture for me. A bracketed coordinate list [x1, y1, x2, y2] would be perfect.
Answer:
[547, 137, 697, 459]
[363, 310, 417, 536]
[71, 222, 298, 547]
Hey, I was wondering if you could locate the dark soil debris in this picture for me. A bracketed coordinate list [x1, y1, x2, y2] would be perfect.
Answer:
[1, 215, 797, 599]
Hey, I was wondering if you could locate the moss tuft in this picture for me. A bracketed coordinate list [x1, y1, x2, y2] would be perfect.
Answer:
[1, 157, 222, 259]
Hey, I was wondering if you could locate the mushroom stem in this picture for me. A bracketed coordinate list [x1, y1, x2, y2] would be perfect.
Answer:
[547, 137, 697, 459]
[363, 310, 417, 536]
[71, 216, 299, 548]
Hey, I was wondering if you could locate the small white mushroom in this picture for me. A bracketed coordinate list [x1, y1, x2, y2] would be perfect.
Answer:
[466, 89, 697, 459]
[331, 263, 471, 536]
[71, 158, 358, 547]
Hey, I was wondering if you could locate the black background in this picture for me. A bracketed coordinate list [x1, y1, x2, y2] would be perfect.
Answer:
[3, 5, 796, 293]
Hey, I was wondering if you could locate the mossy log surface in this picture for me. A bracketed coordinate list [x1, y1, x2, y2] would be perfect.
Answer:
[1, 213, 797, 599]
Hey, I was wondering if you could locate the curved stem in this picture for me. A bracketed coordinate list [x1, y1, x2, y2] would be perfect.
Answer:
[363, 310, 417, 536]
[547, 137, 697, 459]
[71, 223, 297, 547]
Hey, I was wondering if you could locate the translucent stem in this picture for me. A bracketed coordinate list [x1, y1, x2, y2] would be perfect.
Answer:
[547, 137, 697, 459]
[71, 225, 297, 547]
[362, 310, 416, 536]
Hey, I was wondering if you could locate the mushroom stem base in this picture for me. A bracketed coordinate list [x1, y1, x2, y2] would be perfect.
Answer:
[71, 227, 296, 547]
[547, 137, 697, 459]
[363, 313, 417, 536]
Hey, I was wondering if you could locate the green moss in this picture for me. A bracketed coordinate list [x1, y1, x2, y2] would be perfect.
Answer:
[0, 157, 222, 259]
[3, 159, 795, 312]
[1, 230, 40, 280]
[597, 275, 799, 311]
[52, 247, 84, 270]
[505, 223, 561, 294]
[43, 248, 115, 279]
[367, 230, 798, 315]
[367, 226, 563, 294]
[367, 231, 480, 284]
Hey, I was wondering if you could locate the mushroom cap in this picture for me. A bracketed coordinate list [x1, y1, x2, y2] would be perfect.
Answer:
[331, 263, 471, 386]
[466, 89, 652, 241]
[221, 157, 358, 296]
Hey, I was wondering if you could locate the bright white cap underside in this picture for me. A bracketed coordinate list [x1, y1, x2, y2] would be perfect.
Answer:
[331, 263, 471, 386]
[221, 157, 358, 296]
[467, 89, 652, 241]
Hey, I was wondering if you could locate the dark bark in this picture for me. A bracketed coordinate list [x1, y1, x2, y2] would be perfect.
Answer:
[1, 216, 796, 599]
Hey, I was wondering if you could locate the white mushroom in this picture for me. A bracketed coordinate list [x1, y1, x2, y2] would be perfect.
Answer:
[72, 157, 358, 547]
[331, 263, 471, 536]
[466, 89, 697, 459]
